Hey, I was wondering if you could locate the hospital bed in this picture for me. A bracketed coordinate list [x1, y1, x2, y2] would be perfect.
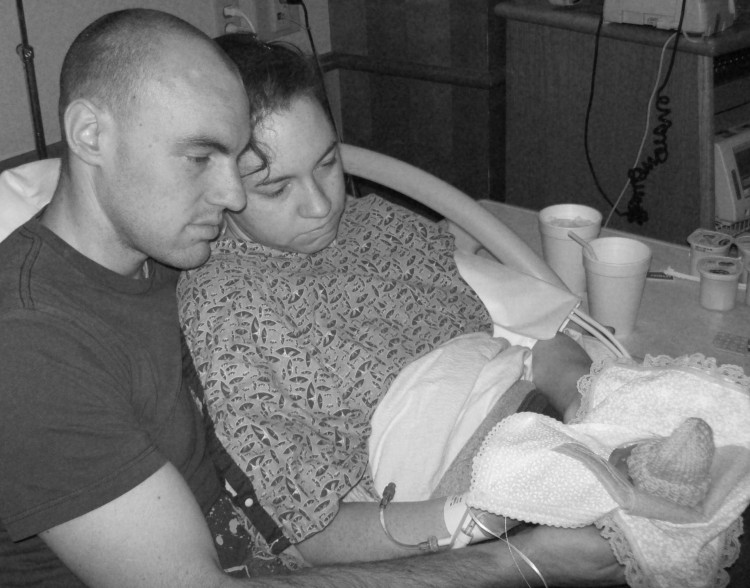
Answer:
[0, 145, 627, 360]
[340, 144, 629, 359]
[4, 146, 750, 588]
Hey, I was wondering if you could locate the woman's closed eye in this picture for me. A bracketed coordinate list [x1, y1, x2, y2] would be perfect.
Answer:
[319, 153, 338, 169]
[186, 154, 211, 165]
[267, 184, 288, 198]
[249, 180, 289, 199]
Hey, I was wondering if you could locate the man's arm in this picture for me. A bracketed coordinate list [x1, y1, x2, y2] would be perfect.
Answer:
[41, 462, 624, 588]
[41, 462, 231, 588]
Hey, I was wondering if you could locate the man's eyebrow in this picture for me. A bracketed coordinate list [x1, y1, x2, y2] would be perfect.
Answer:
[175, 136, 231, 155]
[255, 140, 339, 187]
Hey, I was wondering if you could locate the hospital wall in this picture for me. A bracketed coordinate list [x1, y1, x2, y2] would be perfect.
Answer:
[0, 0, 331, 165]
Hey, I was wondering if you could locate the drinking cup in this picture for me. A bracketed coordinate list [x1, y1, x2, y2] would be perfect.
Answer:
[582, 237, 652, 338]
[538, 204, 602, 295]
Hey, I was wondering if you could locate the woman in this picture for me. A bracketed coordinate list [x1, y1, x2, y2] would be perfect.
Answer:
[177, 33, 592, 568]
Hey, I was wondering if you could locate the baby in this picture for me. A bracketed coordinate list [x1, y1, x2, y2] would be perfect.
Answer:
[466, 356, 750, 588]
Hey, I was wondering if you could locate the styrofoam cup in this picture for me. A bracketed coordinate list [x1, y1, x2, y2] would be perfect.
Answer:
[583, 237, 652, 338]
[538, 204, 602, 295]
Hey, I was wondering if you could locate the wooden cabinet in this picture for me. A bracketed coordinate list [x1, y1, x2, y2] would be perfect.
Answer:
[324, 0, 506, 202]
[496, 0, 750, 244]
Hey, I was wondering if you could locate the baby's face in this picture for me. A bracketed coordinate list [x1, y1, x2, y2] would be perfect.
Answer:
[228, 95, 346, 254]
[608, 445, 635, 480]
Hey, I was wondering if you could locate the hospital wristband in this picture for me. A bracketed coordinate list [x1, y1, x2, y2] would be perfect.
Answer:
[443, 494, 497, 549]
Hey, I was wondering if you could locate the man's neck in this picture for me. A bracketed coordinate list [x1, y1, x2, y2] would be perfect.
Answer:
[43, 173, 148, 279]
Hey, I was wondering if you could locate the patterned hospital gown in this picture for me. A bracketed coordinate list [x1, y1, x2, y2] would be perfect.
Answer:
[177, 194, 491, 551]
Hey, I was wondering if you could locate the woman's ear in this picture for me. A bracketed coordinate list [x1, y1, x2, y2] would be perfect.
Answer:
[63, 99, 110, 165]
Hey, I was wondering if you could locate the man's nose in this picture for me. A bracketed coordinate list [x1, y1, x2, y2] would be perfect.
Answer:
[210, 164, 246, 212]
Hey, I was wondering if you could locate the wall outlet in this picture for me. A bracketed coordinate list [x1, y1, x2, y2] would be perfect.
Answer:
[237, 0, 302, 40]
[214, 0, 302, 40]
[274, 1, 303, 37]
[213, 0, 240, 36]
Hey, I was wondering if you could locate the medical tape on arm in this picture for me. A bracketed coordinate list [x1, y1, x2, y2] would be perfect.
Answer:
[378, 483, 497, 553]
[443, 494, 497, 549]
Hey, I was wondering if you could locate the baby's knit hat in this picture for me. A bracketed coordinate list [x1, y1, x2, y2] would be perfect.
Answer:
[626, 417, 715, 508]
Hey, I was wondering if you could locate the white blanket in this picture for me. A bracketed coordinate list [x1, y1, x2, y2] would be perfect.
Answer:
[368, 246, 581, 501]
[467, 355, 750, 588]
[369, 333, 532, 501]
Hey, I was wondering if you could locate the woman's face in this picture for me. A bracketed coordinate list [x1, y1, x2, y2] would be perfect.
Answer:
[227, 95, 346, 254]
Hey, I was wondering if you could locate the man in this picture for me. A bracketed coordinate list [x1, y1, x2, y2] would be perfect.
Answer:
[0, 8, 624, 587]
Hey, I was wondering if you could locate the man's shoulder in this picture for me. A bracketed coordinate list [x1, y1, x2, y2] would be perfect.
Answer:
[0, 217, 41, 249]
[0, 221, 44, 296]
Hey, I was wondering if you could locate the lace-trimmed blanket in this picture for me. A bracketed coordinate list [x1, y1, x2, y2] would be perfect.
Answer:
[467, 354, 750, 588]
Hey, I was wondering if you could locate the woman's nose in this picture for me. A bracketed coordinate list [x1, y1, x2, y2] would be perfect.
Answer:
[301, 179, 331, 217]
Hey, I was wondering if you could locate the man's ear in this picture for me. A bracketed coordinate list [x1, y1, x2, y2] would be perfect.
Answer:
[63, 99, 112, 165]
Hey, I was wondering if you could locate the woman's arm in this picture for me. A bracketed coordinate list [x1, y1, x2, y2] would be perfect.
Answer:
[531, 331, 592, 422]
[295, 496, 524, 566]
[295, 499, 447, 564]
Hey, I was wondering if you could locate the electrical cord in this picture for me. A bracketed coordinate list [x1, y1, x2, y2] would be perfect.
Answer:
[280, 0, 305, 31]
[623, 0, 687, 225]
[286, 0, 360, 198]
[586, 0, 687, 226]
[584, 12, 621, 214]
[604, 32, 678, 228]
[288, 1, 334, 128]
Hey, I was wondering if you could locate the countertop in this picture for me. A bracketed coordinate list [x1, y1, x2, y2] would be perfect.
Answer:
[495, 0, 750, 56]
[482, 200, 750, 372]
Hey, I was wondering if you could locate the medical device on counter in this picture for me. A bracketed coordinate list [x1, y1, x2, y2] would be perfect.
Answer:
[715, 123, 750, 235]
[603, 0, 736, 36]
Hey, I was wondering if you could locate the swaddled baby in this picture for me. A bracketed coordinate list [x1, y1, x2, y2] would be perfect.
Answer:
[618, 417, 714, 509]
[466, 355, 750, 588]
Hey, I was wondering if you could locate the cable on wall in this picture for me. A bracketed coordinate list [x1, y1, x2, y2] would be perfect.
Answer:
[583, 12, 621, 215]
[15, 0, 47, 160]
[285, 0, 359, 197]
[285, 1, 335, 131]
[585, 0, 687, 227]
[604, 32, 678, 228]
[624, 0, 687, 225]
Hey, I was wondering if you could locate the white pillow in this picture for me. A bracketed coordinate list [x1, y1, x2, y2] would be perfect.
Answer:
[0, 158, 60, 242]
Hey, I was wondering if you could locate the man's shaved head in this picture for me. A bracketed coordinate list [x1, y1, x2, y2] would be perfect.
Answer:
[59, 9, 237, 126]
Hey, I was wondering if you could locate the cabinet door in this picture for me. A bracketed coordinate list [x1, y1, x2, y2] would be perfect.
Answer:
[504, 20, 713, 244]
[328, 0, 506, 202]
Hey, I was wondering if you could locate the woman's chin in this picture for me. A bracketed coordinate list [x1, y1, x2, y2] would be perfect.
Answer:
[296, 230, 338, 255]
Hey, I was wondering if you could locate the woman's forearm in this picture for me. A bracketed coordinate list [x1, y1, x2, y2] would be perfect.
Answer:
[294, 500, 449, 565]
